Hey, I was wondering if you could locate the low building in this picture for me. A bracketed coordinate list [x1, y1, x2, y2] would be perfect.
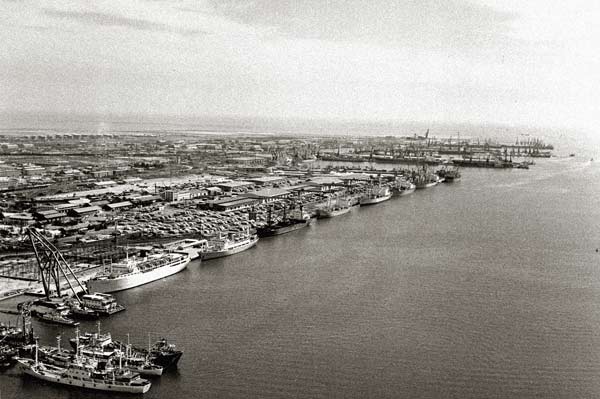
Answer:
[68, 206, 102, 217]
[206, 197, 260, 212]
[34, 209, 68, 222]
[214, 181, 254, 193]
[0, 212, 35, 225]
[242, 188, 291, 203]
[104, 201, 133, 211]
[246, 176, 287, 187]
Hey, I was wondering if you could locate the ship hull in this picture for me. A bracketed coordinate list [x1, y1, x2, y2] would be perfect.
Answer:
[151, 351, 183, 369]
[202, 237, 258, 260]
[415, 181, 438, 189]
[257, 219, 311, 237]
[392, 186, 416, 197]
[87, 258, 190, 294]
[360, 193, 392, 206]
[317, 207, 351, 218]
[17, 360, 151, 394]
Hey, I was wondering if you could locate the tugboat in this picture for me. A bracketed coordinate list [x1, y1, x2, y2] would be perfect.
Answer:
[16, 341, 152, 394]
[143, 338, 183, 370]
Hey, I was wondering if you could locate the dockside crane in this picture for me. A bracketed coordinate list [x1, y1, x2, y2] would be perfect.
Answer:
[27, 228, 86, 303]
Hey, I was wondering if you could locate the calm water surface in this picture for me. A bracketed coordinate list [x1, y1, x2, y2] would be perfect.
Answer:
[2, 156, 600, 398]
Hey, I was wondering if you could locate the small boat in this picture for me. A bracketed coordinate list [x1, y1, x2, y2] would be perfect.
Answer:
[0, 345, 17, 369]
[34, 311, 80, 327]
[67, 303, 100, 320]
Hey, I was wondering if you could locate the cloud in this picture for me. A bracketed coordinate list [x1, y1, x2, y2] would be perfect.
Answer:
[208, 0, 517, 50]
[43, 8, 208, 37]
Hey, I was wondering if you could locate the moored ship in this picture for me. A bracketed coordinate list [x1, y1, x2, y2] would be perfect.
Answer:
[200, 230, 258, 260]
[317, 196, 352, 218]
[79, 292, 126, 315]
[257, 205, 312, 237]
[436, 167, 461, 182]
[360, 186, 392, 205]
[86, 251, 190, 294]
[0, 345, 17, 369]
[391, 179, 416, 197]
[412, 167, 441, 189]
[16, 343, 152, 394]
[70, 326, 183, 370]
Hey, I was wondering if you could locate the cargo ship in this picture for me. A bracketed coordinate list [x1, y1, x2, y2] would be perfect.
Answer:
[317, 197, 352, 218]
[257, 205, 312, 237]
[360, 186, 392, 205]
[391, 180, 416, 197]
[86, 251, 190, 294]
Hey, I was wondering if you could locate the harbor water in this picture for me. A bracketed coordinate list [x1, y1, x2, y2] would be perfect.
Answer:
[2, 156, 600, 398]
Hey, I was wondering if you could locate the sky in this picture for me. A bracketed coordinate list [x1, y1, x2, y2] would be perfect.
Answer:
[1, 0, 599, 132]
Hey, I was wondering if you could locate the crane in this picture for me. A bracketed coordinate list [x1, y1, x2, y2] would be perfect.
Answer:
[27, 228, 86, 303]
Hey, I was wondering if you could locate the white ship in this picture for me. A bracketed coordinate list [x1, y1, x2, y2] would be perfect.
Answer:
[16, 344, 151, 394]
[86, 252, 190, 293]
[201, 230, 258, 260]
[360, 186, 392, 206]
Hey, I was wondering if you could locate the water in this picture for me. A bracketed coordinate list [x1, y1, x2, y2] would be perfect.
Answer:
[2, 151, 600, 396]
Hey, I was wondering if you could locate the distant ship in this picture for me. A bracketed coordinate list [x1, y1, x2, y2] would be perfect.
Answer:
[360, 186, 392, 205]
[16, 343, 152, 394]
[257, 205, 312, 237]
[86, 251, 190, 293]
[412, 167, 441, 189]
[391, 180, 416, 197]
[436, 167, 461, 183]
[317, 197, 352, 218]
[201, 230, 259, 260]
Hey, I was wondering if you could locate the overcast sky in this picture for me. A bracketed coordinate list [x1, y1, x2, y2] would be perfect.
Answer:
[1, 1, 598, 131]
